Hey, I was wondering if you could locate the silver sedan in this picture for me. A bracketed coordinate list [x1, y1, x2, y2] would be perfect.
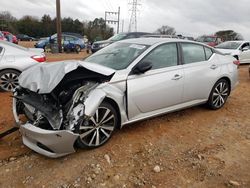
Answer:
[13, 38, 238, 157]
[0, 41, 45, 91]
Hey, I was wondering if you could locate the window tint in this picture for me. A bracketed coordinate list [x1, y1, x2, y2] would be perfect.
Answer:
[142, 43, 178, 70]
[182, 43, 206, 64]
[204, 47, 213, 60]
[126, 34, 137, 39]
[65, 36, 75, 41]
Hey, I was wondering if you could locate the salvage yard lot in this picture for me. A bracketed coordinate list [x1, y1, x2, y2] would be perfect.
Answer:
[0, 42, 249, 187]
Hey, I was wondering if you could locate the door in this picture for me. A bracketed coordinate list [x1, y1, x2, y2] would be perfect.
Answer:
[180, 43, 221, 102]
[127, 43, 184, 120]
[239, 42, 250, 63]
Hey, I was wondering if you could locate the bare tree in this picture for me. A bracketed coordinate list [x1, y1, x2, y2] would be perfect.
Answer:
[156, 25, 176, 35]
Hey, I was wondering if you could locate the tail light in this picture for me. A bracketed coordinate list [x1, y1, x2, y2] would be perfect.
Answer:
[31, 55, 46, 62]
[233, 60, 240, 66]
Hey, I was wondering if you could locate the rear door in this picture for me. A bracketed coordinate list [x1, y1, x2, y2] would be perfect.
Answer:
[127, 43, 184, 120]
[180, 43, 221, 102]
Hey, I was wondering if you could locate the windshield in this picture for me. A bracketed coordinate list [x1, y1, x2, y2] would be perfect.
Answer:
[216, 41, 241, 50]
[84, 42, 149, 70]
[108, 33, 127, 41]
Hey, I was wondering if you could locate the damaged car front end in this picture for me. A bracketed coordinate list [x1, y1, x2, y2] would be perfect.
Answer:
[12, 61, 125, 158]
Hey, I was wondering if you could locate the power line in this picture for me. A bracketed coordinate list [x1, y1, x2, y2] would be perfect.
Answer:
[128, 0, 140, 32]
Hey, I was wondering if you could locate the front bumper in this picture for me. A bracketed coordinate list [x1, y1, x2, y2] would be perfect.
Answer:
[13, 98, 79, 158]
[20, 123, 79, 158]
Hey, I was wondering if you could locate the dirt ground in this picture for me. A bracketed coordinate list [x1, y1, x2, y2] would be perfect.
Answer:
[0, 42, 249, 188]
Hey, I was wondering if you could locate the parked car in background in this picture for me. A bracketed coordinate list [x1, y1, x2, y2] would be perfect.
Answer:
[0, 31, 7, 41]
[91, 32, 150, 53]
[2, 31, 18, 44]
[142, 34, 178, 38]
[196, 35, 222, 47]
[0, 41, 46, 91]
[16, 34, 35, 41]
[35, 34, 85, 52]
[13, 38, 238, 157]
[215, 41, 250, 64]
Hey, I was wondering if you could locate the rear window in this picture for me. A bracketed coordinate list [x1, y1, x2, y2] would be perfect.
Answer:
[204, 47, 213, 60]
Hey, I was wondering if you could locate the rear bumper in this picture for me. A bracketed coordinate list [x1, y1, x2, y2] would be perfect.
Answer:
[20, 123, 79, 158]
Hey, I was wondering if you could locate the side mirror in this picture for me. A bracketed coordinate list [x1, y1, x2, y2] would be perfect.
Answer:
[132, 61, 152, 74]
[242, 47, 249, 52]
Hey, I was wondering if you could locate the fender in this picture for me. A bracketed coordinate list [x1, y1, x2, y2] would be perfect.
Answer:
[84, 83, 129, 126]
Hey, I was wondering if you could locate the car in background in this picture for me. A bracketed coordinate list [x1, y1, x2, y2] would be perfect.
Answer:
[35, 34, 85, 52]
[142, 34, 178, 38]
[91, 32, 150, 53]
[196, 35, 222, 47]
[13, 38, 238, 157]
[16, 34, 35, 41]
[0, 31, 7, 41]
[215, 41, 250, 64]
[2, 31, 18, 44]
[0, 41, 46, 91]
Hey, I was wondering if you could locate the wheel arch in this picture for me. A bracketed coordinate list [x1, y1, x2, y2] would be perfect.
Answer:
[103, 97, 121, 129]
[0, 68, 22, 74]
[217, 76, 231, 95]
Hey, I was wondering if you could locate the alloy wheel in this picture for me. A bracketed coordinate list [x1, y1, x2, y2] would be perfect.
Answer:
[79, 106, 116, 147]
[0, 72, 19, 91]
[212, 81, 229, 108]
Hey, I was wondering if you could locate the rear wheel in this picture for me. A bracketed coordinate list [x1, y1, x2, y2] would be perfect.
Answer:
[75, 45, 81, 53]
[0, 69, 20, 92]
[207, 79, 230, 110]
[76, 101, 118, 149]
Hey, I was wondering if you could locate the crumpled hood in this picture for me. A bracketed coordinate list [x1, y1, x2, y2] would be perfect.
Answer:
[19, 60, 115, 94]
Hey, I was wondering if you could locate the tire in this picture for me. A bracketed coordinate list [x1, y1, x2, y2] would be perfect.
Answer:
[76, 101, 118, 149]
[75, 45, 81, 53]
[207, 79, 230, 110]
[0, 69, 20, 92]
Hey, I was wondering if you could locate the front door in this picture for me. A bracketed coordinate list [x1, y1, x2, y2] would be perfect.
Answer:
[127, 43, 184, 121]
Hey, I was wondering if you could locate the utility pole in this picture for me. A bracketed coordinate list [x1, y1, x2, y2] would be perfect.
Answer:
[105, 7, 120, 34]
[56, 0, 62, 53]
[128, 0, 140, 32]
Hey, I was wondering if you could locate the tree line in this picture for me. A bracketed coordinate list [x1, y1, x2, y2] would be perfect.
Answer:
[156, 25, 244, 41]
[0, 11, 114, 42]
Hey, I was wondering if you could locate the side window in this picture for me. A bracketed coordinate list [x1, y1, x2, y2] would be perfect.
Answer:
[126, 34, 137, 39]
[204, 47, 213, 60]
[65, 36, 74, 41]
[142, 43, 178, 70]
[182, 43, 206, 64]
[0, 47, 3, 54]
[241, 43, 250, 50]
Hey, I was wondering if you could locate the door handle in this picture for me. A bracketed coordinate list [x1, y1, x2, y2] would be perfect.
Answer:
[210, 64, 218, 70]
[172, 74, 183, 80]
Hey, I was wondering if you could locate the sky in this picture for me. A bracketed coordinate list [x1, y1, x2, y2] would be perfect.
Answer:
[1, 0, 250, 39]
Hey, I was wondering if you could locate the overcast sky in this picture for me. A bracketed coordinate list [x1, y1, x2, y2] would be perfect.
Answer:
[1, 0, 250, 39]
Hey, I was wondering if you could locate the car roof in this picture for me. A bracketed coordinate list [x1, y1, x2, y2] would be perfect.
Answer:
[117, 37, 203, 46]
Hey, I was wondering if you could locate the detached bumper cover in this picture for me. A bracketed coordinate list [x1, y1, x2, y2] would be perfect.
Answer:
[20, 123, 79, 158]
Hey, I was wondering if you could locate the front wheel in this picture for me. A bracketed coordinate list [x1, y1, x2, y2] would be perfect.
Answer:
[207, 79, 230, 110]
[76, 101, 118, 149]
